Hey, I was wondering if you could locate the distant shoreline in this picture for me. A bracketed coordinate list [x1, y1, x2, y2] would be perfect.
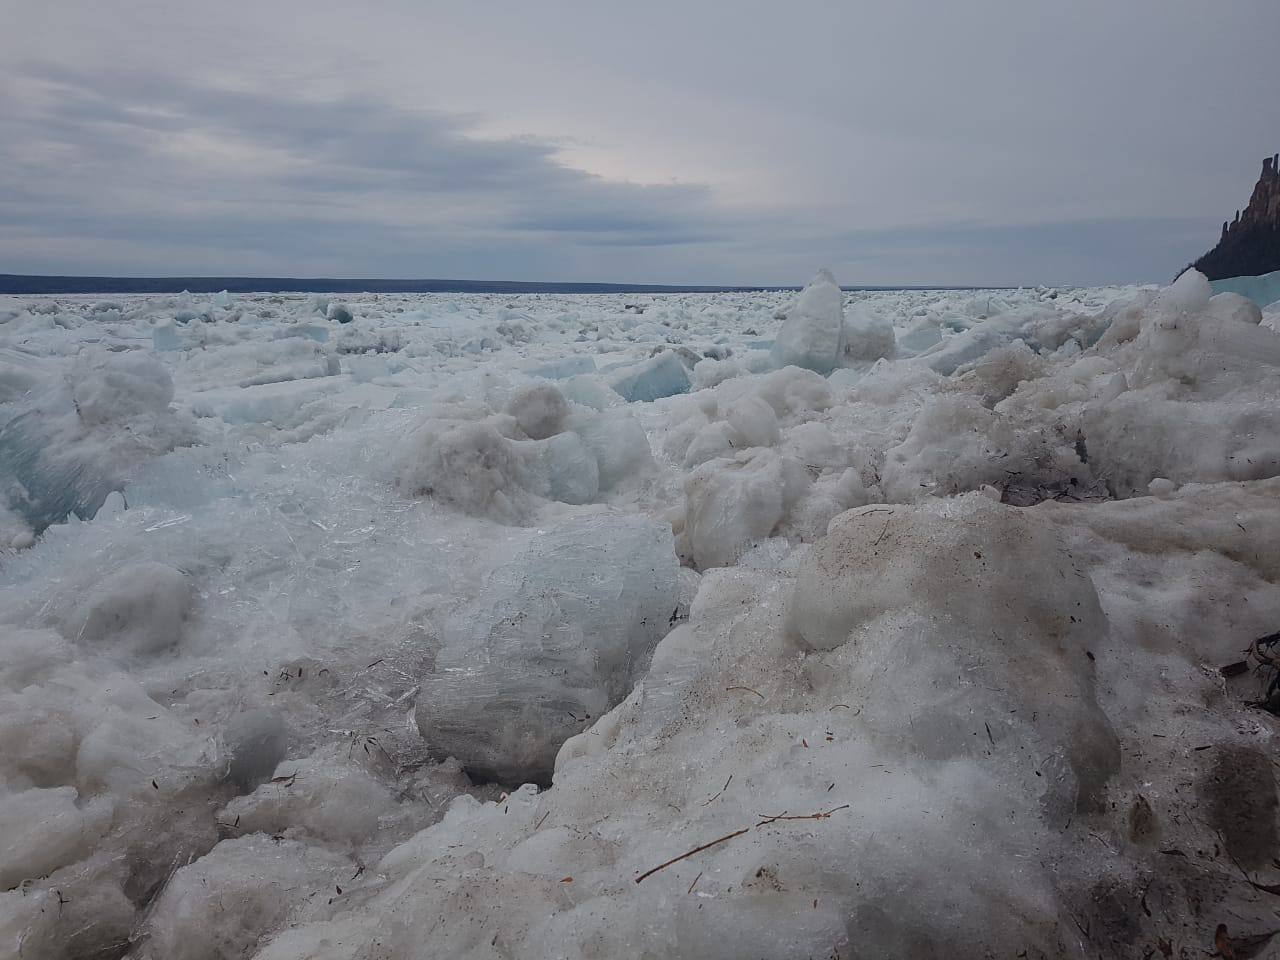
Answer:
[0, 274, 1011, 295]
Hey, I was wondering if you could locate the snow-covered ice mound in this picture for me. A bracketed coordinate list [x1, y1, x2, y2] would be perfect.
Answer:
[3, 272, 1280, 959]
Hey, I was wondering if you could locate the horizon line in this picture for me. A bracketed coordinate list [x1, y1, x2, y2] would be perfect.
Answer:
[0, 272, 1028, 296]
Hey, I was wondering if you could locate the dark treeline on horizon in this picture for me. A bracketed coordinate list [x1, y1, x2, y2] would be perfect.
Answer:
[0, 274, 1008, 295]
[0, 274, 768, 295]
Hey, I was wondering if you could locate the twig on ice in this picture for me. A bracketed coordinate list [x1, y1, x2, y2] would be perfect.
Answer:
[701, 774, 733, 806]
[634, 828, 751, 884]
[755, 805, 851, 828]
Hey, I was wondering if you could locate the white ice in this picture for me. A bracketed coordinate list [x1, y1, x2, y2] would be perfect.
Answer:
[2, 272, 1280, 959]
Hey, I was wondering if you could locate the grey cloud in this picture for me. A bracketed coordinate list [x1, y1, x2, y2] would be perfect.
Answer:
[0, 66, 728, 273]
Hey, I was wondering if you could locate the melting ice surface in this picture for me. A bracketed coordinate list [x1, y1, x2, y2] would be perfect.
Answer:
[2, 271, 1280, 958]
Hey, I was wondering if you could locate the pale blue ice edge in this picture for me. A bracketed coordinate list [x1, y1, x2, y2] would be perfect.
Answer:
[1210, 269, 1280, 307]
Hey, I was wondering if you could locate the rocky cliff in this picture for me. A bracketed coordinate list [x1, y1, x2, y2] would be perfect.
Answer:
[1193, 154, 1280, 280]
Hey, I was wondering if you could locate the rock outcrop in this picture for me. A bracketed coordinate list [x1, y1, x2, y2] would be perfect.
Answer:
[1193, 154, 1280, 280]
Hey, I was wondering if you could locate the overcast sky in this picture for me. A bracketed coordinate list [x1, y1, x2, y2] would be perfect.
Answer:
[2, 0, 1278, 286]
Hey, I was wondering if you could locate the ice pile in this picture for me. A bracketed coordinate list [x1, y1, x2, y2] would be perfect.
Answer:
[3, 271, 1280, 959]
[395, 382, 654, 522]
[1077, 269, 1280, 495]
[240, 476, 1280, 959]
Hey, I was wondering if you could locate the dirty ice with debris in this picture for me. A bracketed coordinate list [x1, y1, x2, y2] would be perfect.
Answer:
[2, 268, 1280, 959]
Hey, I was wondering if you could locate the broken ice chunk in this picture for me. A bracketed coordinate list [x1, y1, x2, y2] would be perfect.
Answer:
[415, 515, 677, 785]
[682, 448, 810, 569]
[607, 350, 692, 402]
[770, 269, 845, 375]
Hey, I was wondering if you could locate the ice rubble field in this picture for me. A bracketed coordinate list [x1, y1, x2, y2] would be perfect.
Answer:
[1, 271, 1280, 959]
